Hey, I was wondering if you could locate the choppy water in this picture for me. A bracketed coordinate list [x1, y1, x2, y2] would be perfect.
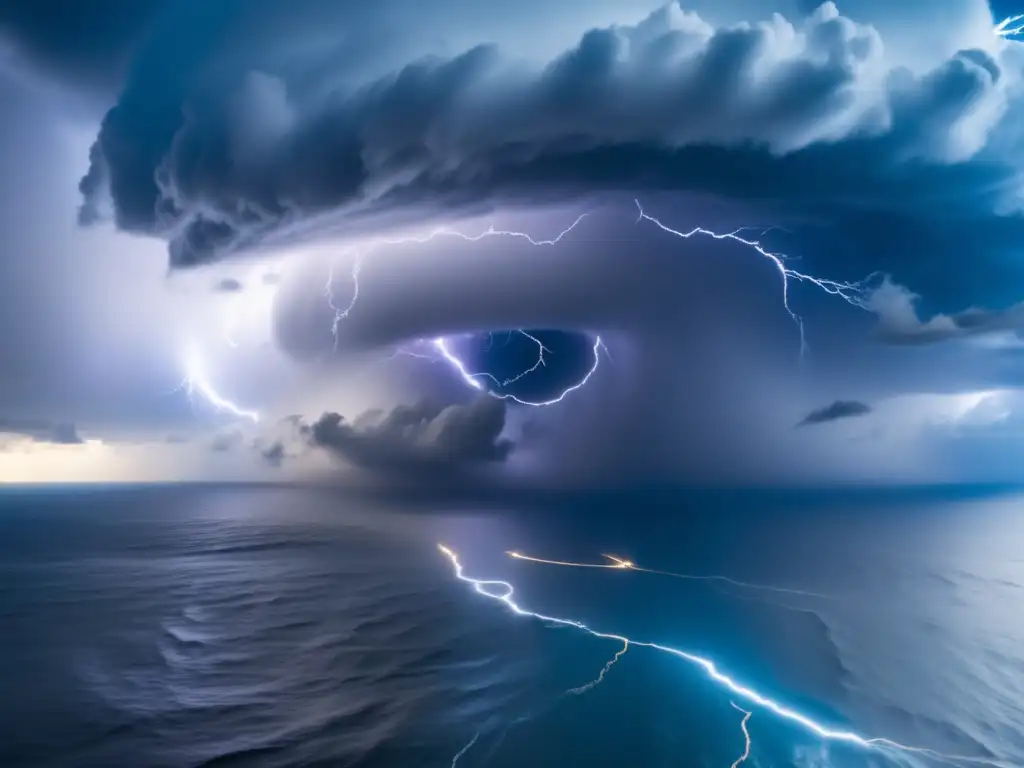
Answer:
[1, 485, 1022, 768]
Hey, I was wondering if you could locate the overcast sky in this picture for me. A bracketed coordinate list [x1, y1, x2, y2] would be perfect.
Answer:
[2, 0, 1024, 487]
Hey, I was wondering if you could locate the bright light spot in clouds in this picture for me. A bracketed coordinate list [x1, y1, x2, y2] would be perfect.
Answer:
[218, 265, 281, 349]
[823, 389, 1015, 441]
[178, 346, 261, 424]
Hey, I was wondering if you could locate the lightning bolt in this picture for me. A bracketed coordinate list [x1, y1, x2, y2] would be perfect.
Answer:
[633, 199, 872, 360]
[324, 202, 869, 402]
[406, 330, 550, 390]
[566, 638, 629, 696]
[170, 347, 260, 423]
[730, 702, 753, 768]
[450, 730, 480, 768]
[378, 213, 590, 249]
[431, 334, 605, 407]
[325, 254, 363, 351]
[995, 15, 1024, 38]
[320, 216, 602, 406]
[508, 550, 829, 599]
[438, 543, 1000, 767]
[322, 214, 589, 350]
[489, 331, 549, 388]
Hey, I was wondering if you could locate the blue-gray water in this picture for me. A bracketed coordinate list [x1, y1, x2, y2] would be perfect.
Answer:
[1, 485, 1022, 768]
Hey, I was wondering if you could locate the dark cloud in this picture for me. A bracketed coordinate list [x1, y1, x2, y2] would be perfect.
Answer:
[260, 439, 286, 466]
[214, 277, 244, 293]
[306, 397, 512, 473]
[248, 416, 314, 467]
[798, 400, 872, 426]
[4, 0, 1024, 487]
[75, 2, 1016, 274]
[0, 0, 168, 90]
[0, 416, 83, 444]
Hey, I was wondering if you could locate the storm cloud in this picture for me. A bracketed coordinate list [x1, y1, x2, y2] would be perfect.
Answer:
[76, 3, 1017, 270]
[0, 0, 168, 90]
[0, 416, 84, 445]
[2, 0, 1024, 486]
[305, 397, 513, 473]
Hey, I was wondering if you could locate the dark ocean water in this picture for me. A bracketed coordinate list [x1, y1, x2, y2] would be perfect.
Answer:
[1, 485, 1022, 768]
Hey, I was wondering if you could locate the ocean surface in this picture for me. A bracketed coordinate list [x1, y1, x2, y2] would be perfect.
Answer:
[1, 485, 1023, 768]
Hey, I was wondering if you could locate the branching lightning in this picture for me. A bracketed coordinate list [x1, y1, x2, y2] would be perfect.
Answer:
[431, 334, 605, 407]
[491, 331, 550, 388]
[378, 214, 590, 249]
[170, 347, 260, 423]
[995, 15, 1024, 38]
[634, 199, 873, 360]
[450, 730, 481, 768]
[321, 212, 588, 345]
[320, 214, 603, 405]
[567, 638, 629, 696]
[507, 551, 829, 599]
[325, 254, 363, 351]
[730, 702, 753, 768]
[321, 201, 871, 405]
[407, 331, 550, 390]
[507, 551, 632, 569]
[439, 544, 999, 767]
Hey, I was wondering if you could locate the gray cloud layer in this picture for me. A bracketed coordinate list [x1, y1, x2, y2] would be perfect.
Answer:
[305, 397, 512, 473]
[76, 3, 1014, 268]
[0, 416, 83, 445]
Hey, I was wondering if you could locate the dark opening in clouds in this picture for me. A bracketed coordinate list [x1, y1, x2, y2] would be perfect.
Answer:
[448, 329, 597, 404]
[214, 277, 243, 293]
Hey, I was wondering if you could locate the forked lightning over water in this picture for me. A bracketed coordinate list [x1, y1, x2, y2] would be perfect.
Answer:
[438, 543, 1001, 767]
[730, 703, 753, 768]
[449, 731, 480, 768]
[507, 550, 829, 598]
[566, 639, 629, 696]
